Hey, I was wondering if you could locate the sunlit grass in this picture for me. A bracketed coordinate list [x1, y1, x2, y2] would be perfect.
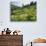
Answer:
[10, 2, 37, 21]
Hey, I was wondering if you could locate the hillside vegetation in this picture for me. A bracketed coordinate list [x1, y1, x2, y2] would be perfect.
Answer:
[10, 2, 37, 21]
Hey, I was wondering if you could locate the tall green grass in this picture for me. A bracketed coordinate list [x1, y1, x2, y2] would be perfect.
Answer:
[10, 2, 37, 21]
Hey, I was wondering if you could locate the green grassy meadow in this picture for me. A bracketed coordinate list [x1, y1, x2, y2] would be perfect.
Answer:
[10, 2, 37, 21]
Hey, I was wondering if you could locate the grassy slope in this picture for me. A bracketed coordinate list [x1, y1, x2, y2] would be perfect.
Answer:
[10, 4, 36, 21]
